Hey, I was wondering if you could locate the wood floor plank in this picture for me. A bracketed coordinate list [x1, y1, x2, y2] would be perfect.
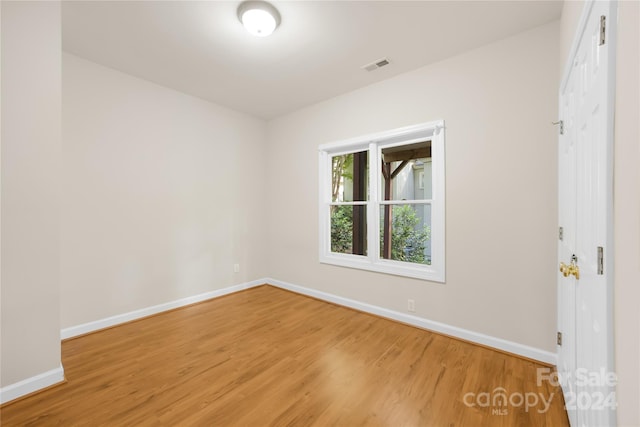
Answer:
[0, 285, 569, 426]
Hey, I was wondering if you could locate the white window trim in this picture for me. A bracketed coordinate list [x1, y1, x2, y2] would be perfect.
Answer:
[318, 120, 446, 283]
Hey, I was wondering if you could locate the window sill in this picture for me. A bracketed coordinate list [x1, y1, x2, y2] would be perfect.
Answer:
[319, 254, 445, 283]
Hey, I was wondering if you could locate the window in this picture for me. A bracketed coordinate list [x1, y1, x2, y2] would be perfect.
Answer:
[319, 121, 445, 282]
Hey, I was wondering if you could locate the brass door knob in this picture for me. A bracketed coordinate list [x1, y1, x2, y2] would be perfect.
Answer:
[559, 259, 580, 280]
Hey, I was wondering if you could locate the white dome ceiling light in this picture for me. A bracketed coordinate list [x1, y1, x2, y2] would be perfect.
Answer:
[237, 1, 281, 37]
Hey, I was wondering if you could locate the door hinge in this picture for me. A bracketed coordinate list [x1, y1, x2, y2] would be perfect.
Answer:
[557, 332, 563, 346]
[597, 246, 604, 275]
[553, 120, 564, 135]
[559, 226, 564, 241]
[599, 15, 606, 46]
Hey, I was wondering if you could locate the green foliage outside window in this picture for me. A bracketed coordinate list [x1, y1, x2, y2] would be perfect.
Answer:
[330, 204, 430, 264]
[387, 205, 431, 265]
[330, 205, 353, 253]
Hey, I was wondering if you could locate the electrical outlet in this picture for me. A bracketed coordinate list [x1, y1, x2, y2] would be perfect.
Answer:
[233, 264, 240, 273]
[407, 299, 415, 313]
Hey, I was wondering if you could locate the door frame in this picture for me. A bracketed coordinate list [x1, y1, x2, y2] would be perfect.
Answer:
[558, 0, 617, 425]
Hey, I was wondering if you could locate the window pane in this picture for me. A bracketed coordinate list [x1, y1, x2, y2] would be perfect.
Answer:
[380, 204, 431, 265]
[330, 205, 367, 255]
[380, 141, 431, 201]
[332, 151, 368, 202]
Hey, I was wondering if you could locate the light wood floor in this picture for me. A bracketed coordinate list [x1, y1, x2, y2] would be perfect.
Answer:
[1, 285, 568, 426]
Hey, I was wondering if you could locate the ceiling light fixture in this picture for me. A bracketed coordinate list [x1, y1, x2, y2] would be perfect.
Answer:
[237, 1, 281, 37]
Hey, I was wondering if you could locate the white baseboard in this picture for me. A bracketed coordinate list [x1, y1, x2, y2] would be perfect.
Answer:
[0, 364, 65, 405]
[60, 279, 265, 340]
[265, 278, 558, 366]
[59, 276, 556, 365]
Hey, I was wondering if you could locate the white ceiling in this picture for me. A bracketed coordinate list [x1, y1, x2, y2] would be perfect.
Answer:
[62, 1, 562, 119]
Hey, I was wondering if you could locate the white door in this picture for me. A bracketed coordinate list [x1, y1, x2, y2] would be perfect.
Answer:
[557, 1, 616, 427]
[558, 79, 578, 426]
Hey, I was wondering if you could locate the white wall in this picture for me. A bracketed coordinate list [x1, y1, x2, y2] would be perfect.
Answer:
[613, 7, 640, 417]
[611, 2, 640, 425]
[61, 53, 268, 328]
[1, 1, 62, 387]
[266, 22, 559, 353]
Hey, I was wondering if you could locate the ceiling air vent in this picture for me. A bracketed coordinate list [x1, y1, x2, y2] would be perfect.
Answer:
[362, 57, 390, 72]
